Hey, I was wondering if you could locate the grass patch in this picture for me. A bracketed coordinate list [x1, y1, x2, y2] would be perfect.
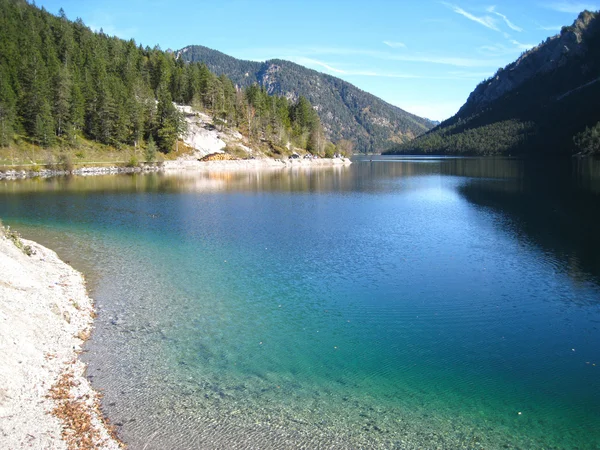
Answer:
[125, 155, 139, 168]
[0, 134, 140, 167]
[223, 143, 249, 159]
[0, 220, 35, 256]
[161, 140, 196, 161]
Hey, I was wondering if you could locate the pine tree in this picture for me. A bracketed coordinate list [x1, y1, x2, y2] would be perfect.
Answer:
[69, 77, 85, 132]
[145, 135, 157, 162]
[308, 116, 325, 154]
[19, 50, 51, 137]
[92, 82, 117, 144]
[34, 100, 55, 147]
[0, 67, 16, 147]
[0, 0, 334, 155]
[155, 85, 184, 152]
[54, 66, 71, 136]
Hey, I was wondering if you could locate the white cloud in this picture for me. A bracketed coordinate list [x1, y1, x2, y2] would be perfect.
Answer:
[399, 53, 502, 67]
[448, 70, 496, 79]
[544, 2, 600, 13]
[510, 40, 535, 51]
[86, 11, 139, 39]
[291, 57, 421, 78]
[398, 102, 462, 122]
[289, 57, 501, 82]
[487, 6, 523, 32]
[88, 23, 138, 39]
[478, 44, 512, 56]
[383, 41, 407, 48]
[442, 2, 499, 30]
[478, 39, 534, 56]
[243, 46, 505, 68]
[312, 48, 504, 67]
[293, 57, 348, 74]
[537, 24, 563, 31]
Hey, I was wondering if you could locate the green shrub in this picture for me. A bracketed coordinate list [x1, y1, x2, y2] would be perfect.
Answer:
[0, 221, 35, 256]
[144, 136, 157, 162]
[45, 152, 56, 169]
[224, 143, 248, 159]
[574, 122, 600, 154]
[126, 155, 139, 167]
[57, 153, 73, 172]
[324, 142, 335, 158]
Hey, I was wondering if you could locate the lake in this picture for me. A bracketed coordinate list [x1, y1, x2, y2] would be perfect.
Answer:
[1, 156, 599, 449]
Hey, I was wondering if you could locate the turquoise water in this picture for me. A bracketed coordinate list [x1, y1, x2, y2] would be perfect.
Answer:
[1, 157, 600, 449]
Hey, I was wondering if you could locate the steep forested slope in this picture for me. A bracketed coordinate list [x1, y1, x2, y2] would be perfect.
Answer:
[178, 45, 435, 153]
[0, 0, 326, 157]
[386, 11, 600, 156]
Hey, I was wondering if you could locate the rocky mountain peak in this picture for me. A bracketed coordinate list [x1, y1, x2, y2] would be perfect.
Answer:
[460, 10, 599, 115]
[259, 63, 281, 94]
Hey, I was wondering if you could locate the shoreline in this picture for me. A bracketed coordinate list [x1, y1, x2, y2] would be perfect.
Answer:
[0, 155, 353, 448]
[0, 157, 352, 181]
[0, 230, 123, 449]
[163, 156, 352, 172]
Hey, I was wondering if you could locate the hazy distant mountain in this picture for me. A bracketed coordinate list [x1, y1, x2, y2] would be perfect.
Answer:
[386, 11, 600, 156]
[177, 46, 435, 153]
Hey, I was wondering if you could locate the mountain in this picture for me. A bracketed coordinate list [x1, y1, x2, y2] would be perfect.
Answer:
[0, 0, 332, 160]
[177, 46, 435, 153]
[385, 11, 600, 156]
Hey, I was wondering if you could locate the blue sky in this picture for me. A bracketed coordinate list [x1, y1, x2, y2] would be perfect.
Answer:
[36, 0, 599, 121]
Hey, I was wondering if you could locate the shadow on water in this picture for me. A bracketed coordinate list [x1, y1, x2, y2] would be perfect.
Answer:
[454, 157, 600, 288]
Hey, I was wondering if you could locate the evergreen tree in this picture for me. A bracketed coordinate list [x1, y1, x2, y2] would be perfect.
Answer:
[0, 0, 331, 155]
[308, 116, 325, 154]
[0, 67, 16, 147]
[69, 77, 85, 132]
[145, 135, 157, 162]
[34, 100, 55, 147]
[19, 50, 51, 137]
[155, 85, 184, 152]
[54, 66, 71, 136]
[91, 82, 117, 144]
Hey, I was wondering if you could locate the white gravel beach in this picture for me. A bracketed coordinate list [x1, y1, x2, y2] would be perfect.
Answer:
[0, 231, 122, 449]
[163, 155, 352, 171]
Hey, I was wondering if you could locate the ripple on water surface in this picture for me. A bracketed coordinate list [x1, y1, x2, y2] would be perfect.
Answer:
[1, 159, 600, 449]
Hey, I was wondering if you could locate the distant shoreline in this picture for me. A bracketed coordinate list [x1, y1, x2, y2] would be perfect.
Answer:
[0, 157, 352, 181]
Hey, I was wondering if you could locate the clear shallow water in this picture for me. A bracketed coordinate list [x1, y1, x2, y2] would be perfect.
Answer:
[1, 157, 600, 449]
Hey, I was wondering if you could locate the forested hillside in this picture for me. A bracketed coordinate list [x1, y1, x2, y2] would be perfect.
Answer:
[0, 0, 328, 159]
[177, 46, 435, 153]
[386, 11, 600, 156]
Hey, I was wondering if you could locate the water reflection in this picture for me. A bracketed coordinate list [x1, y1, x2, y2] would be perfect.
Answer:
[2, 156, 600, 449]
[456, 158, 600, 287]
[1, 157, 599, 286]
[2, 157, 600, 195]
[0, 166, 355, 195]
[0, 159, 516, 195]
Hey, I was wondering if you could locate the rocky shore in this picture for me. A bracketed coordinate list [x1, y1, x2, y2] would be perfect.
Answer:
[162, 156, 352, 172]
[0, 157, 351, 181]
[0, 228, 122, 449]
[0, 164, 162, 181]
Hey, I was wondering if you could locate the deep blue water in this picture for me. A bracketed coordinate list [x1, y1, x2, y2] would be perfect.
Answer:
[1, 157, 600, 449]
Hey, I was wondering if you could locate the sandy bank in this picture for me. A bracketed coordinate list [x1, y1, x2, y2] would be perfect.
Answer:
[0, 231, 122, 449]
